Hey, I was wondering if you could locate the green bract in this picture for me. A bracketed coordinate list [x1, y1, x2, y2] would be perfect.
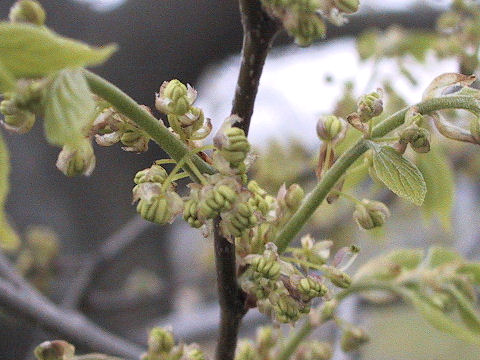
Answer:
[0, 22, 116, 78]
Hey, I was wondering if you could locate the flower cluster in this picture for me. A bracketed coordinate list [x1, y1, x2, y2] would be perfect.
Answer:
[260, 0, 360, 47]
[239, 240, 357, 324]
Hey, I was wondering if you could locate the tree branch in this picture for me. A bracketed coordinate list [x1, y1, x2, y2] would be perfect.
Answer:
[0, 256, 144, 359]
[62, 215, 153, 309]
[214, 2, 280, 360]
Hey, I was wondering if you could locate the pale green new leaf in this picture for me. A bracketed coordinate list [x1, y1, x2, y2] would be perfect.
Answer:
[44, 69, 95, 147]
[426, 247, 462, 268]
[416, 146, 454, 230]
[369, 143, 426, 205]
[0, 131, 20, 252]
[447, 286, 480, 334]
[0, 22, 116, 78]
[401, 288, 480, 346]
[0, 59, 16, 93]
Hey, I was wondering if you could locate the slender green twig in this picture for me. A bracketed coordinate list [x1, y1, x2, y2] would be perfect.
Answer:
[275, 95, 480, 253]
[83, 70, 215, 182]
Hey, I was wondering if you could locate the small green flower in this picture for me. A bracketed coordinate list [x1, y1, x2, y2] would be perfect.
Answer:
[155, 79, 196, 116]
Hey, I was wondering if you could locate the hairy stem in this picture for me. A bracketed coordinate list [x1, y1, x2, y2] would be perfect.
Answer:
[275, 95, 480, 253]
[84, 70, 215, 182]
[214, 2, 280, 360]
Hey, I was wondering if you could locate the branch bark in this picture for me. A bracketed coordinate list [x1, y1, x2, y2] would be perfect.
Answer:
[214, 2, 280, 360]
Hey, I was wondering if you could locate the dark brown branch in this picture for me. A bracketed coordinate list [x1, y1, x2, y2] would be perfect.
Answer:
[232, 0, 280, 135]
[214, 2, 279, 360]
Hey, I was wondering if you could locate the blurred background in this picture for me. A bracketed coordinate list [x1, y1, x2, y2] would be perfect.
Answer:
[1, 0, 479, 359]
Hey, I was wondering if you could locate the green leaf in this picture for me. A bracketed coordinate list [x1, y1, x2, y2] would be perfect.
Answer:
[369, 143, 426, 205]
[401, 288, 480, 346]
[44, 69, 95, 147]
[0, 22, 116, 78]
[416, 146, 455, 230]
[447, 286, 480, 334]
[386, 248, 425, 270]
[426, 247, 462, 268]
[0, 131, 20, 252]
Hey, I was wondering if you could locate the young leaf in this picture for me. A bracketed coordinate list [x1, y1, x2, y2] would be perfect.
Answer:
[447, 286, 480, 334]
[368, 143, 426, 206]
[401, 288, 480, 346]
[0, 59, 16, 93]
[0, 22, 116, 78]
[425, 247, 462, 268]
[459, 263, 480, 285]
[0, 131, 20, 252]
[44, 69, 95, 147]
[416, 146, 454, 230]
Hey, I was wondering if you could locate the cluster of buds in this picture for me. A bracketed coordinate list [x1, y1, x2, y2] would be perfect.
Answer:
[141, 327, 207, 360]
[0, 79, 45, 134]
[353, 199, 390, 230]
[240, 241, 355, 324]
[155, 79, 211, 141]
[398, 124, 431, 154]
[93, 106, 152, 152]
[133, 163, 184, 225]
[260, 0, 360, 46]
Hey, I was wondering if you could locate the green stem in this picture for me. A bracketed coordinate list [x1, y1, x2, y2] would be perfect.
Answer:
[83, 70, 215, 182]
[280, 256, 324, 271]
[276, 321, 314, 360]
[274, 95, 480, 253]
[331, 190, 363, 206]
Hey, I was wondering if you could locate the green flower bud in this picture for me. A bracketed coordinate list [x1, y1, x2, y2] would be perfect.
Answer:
[215, 126, 251, 169]
[298, 276, 328, 300]
[56, 143, 96, 177]
[289, 14, 326, 47]
[147, 327, 175, 355]
[9, 0, 46, 26]
[321, 265, 352, 288]
[316, 115, 345, 142]
[249, 255, 281, 280]
[357, 90, 383, 122]
[120, 129, 149, 153]
[155, 80, 197, 116]
[198, 184, 238, 219]
[183, 198, 203, 228]
[353, 199, 390, 230]
[247, 181, 272, 216]
[136, 191, 184, 225]
[319, 299, 338, 322]
[334, 0, 360, 14]
[273, 295, 301, 323]
[134, 164, 169, 185]
[1, 109, 36, 134]
[235, 340, 258, 360]
[285, 184, 305, 211]
[340, 326, 369, 352]
[400, 125, 431, 153]
[256, 326, 279, 352]
[34, 341, 75, 360]
[221, 201, 258, 238]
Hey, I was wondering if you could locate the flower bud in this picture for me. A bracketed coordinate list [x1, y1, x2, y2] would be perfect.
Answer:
[321, 265, 352, 288]
[235, 340, 258, 360]
[249, 254, 280, 280]
[1, 110, 36, 134]
[273, 295, 301, 323]
[298, 276, 328, 300]
[198, 184, 238, 219]
[9, 0, 46, 26]
[357, 90, 383, 122]
[319, 299, 338, 322]
[400, 125, 431, 153]
[183, 198, 203, 228]
[215, 126, 251, 169]
[221, 202, 258, 238]
[353, 199, 390, 230]
[289, 14, 326, 47]
[340, 326, 369, 352]
[136, 191, 184, 225]
[56, 143, 96, 177]
[285, 184, 305, 211]
[155, 80, 197, 116]
[316, 115, 345, 142]
[34, 341, 75, 360]
[256, 326, 279, 352]
[148, 327, 175, 355]
[334, 0, 360, 13]
[120, 129, 149, 152]
[134, 164, 169, 185]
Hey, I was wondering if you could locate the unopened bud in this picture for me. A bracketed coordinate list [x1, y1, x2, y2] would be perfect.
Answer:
[135, 191, 184, 225]
[319, 299, 338, 322]
[56, 143, 95, 177]
[34, 341, 75, 360]
[353, 199, 390, 230]
[9, 0, 46, 26]
[400, 125, 431, 153]
[134, 164, 169, 185]
[155, 80, 196, 116]
[316, 115, 345, 142]
[148, 327, 175, 354]
[120, 130, 149, 152]
[321, 265, 352, 288]
[357, 90, 383, 122]
[273, 296, 301, 323]
[334, 0, 360, 14]
[298, 276, 328, 300]
[340, 326, 369, 352]
[289, 14, 326, 47]
[285, 184, 305, 211]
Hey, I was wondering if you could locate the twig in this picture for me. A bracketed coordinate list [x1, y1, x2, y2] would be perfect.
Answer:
[214, 2, 280, 360]
[0, 250, 35, 293]
[0, 268, 145, 359]
[62, 215, 153, 309]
